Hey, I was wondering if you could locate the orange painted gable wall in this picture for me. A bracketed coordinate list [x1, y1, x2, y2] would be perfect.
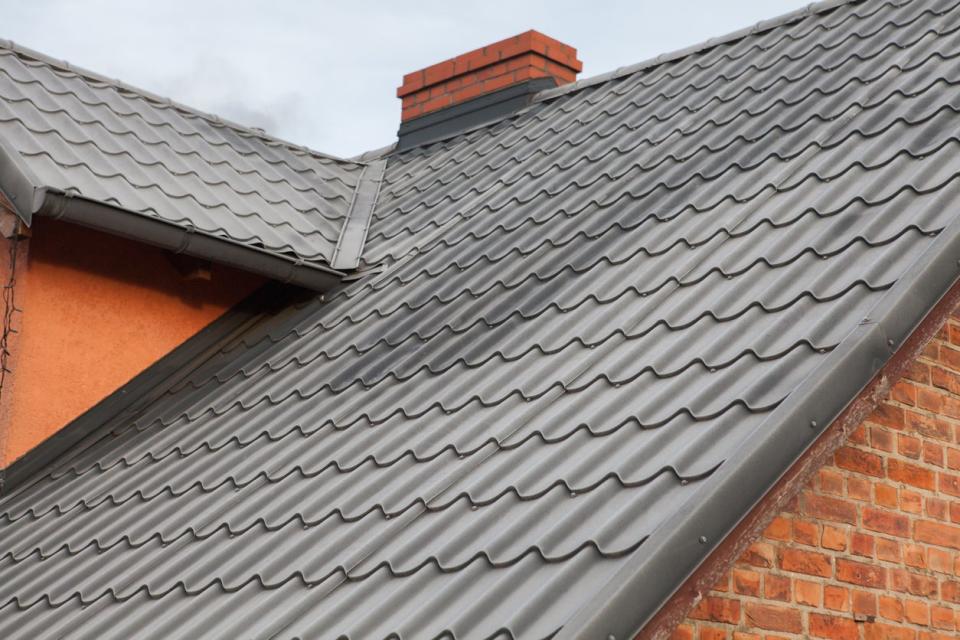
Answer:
[0, 217, 263, 467]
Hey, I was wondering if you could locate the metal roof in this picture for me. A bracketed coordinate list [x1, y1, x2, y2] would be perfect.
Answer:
[0, 40, 379, 287]
[4, 0, 960, 637]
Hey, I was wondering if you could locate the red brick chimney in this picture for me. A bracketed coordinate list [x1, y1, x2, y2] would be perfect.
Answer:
[396, 30, 582, 148]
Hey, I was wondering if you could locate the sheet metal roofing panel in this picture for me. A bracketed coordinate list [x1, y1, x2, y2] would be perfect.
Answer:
[0, 40, 366, 268]
[4, 0, 960, 637]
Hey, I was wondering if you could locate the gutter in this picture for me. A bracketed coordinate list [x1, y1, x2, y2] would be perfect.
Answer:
[34, 189, 344, 292]
[0, 135, 345, 292]
[555, 211, 960, 637]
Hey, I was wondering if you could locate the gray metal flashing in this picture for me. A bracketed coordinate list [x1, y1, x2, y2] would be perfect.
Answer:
[0, 134, 45, 224]
[395, 78, 557, 150]
[330, 158, 387, 269]
[35, 189, 344, 291]
[555, 197, 960, 640]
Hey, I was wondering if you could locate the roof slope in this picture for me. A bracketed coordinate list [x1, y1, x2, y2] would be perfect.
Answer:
[3, 0, 960, 637]
[0, 40, 375, 282]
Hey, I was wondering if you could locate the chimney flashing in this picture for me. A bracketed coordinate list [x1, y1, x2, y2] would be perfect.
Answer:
[396, 77, 555, 150]
[396, 30, 582, 149]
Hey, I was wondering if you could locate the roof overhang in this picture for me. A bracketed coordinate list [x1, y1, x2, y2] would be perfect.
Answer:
[0, 134, 346, 292]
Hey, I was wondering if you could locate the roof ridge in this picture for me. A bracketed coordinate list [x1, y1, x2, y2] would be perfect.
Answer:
[0, 38, 363, 167]
[533, 0, 866, 103]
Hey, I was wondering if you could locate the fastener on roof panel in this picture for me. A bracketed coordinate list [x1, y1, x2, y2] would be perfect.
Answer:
[395, 30, 582, 149]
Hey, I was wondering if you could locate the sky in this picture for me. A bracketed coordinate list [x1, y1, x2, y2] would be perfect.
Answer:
[4, 0, 803, 158]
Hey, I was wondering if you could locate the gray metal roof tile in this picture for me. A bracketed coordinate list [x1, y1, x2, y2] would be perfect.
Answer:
[4, 0, 960, 637]
[0, 43, 374, 281]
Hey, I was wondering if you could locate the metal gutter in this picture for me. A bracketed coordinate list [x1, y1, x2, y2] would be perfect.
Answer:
[10, 184, 344, 291]
[555, 216, 960, 639]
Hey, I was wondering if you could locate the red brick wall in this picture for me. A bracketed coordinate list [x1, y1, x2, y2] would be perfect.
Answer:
[674, 312, 960, 640]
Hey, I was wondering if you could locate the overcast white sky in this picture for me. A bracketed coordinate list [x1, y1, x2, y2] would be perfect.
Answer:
[5, 0, 802, 158]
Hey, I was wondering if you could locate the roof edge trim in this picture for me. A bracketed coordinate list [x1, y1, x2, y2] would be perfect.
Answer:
[555, 217, 960, 638]
[535, 0, 858, 103]
[0, 282, 300, 496]
[330, 158, 387, 270]
[35, 189, 344, 291]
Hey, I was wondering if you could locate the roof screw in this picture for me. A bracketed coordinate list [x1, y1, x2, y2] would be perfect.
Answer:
[699, 535, 708, 544]
[810, 420, 818, 429]
[608, 636, 617, 640]
[887, 339, 895, 347]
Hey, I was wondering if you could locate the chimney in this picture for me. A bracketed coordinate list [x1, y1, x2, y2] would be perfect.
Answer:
[396, 30, 582, 149]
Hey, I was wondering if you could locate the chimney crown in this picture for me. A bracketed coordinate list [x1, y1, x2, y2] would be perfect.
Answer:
[397, 30, 582, 123]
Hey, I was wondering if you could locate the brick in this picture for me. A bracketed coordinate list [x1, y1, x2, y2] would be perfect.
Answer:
[899, 434, 922, 459]
[740, 542, 775, 568]
[824, 585, 850, 612]
[918, 387, 944, 412]
[730, 569, 759, 598]
[904, 360, 931, 384]
[863, 622, 917, 640]
[876, 483, 899, 508]
[944, 581, 960, 603]
[879, 595, 904, 622]
[671, 624, 694, 640]
[903, 543, 926, 569]
[927, 496, 947, 521]
[947, 447, 960, 470]
[836, 558, 886, 588]
[795, 579, 820, 606]
[803, 494, 857, 524]
[915, 520, 960, 550]
[890, 569, 937, 597]
[928, 547, 953, 573]
[847, 476, 872, 500]
[743, 603, 802, 633]
[836, 446, 884, 476]
[792, 519, 819, 546]
[698, 628, 727, 640]
[851, 531, 875, 558]
[862, 507, 910, 537]
[852, 589, 878, 616]
[763, 516, 791, 541]
[872, 403, 905, 430]
[907, 409, 953, 441]
[821, 525, 847, 551]
[901, 489, 923, 514]
[940, 472, 960, 497]
[809, 612, 859, 640]
[904, 599, 929, 625]
[819, 468, 845, 494]
[877, 537, 901, 562]
[689, 596, 741, 625]
[932, 604, 957, 631]
[778, 548, 832, 577]
[933, 366, 960, 394]
[764, 574, 790, 602]
[892, 381, 918, 406]
[923, 441, 945, 467]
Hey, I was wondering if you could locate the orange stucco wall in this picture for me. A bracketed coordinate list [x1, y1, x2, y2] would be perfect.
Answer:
[0, 217, 263, 467]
